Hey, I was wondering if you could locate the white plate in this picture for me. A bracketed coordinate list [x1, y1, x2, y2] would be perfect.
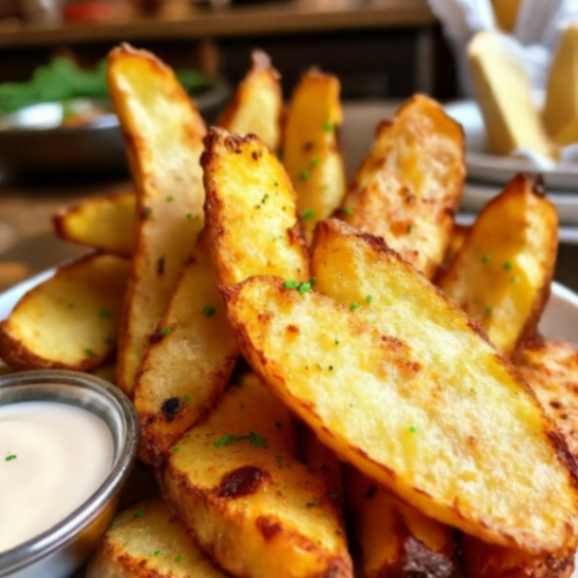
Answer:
[445, 100, 578, 191]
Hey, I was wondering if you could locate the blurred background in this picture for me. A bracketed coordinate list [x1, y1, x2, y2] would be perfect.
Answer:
[0, 0, 576, 293]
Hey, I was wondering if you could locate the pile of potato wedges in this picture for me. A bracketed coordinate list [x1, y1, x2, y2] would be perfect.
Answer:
[2, 44, 578, 578]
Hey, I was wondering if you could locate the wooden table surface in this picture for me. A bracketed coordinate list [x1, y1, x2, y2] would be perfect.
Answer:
[0, 0, 433, 48]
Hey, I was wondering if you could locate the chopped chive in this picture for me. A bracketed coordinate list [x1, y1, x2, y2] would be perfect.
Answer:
[302, 208, 315, 221]
[322, 121, 335, 132]
[214, 432, 268, 449]
[248, 432, 268, 448]
[283, 279, 299, 289]
[84, 347, 95, 358]
[350, 302, 360, 311]
[503, 261, 513, 271]
[214, 434, 237, 448]
[340, 207, 352, 217]
[132, 509, 145, 519]
[159, 326, 174, 337]
[171, 446, 180, 454]
[185, 212, 193, 220]
[308, 158, 320, 169]
[183, 394, 192, 404]
[4, 454, 16, 462]
[365, 295, 373, 304]
[175, 555, 184, 562]
[202, 305, 217, 318]
[481, 255, 491, 265]
[484, 305, 493, 316]
[334, 338, 340, 345]
[165, 195, 174, 203]
[152, 550, 162, 556]
[298, 169, 310, 182]
[408, 426, 417, 434]
[297, 281, 312, 295]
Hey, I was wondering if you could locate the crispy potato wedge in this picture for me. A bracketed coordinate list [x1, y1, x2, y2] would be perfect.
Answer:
[218, 50, 283, 151]
[224, 222, 578, 552]
[108, 44, 206, 395]
[163, 373, 353, 578]
[438, 224, 470, 277]
[341, 94, 465, 278]
[203, 128, 309, 286]
[87, 499, 226, 578]
[134, 238, 237, 465]
[518, 340, 578, 460]
[462, 536, 575, 578]
[0, 254, 128, 371]
[349, 474, 462, 578]
[53, 191, 136, 257]
[283, 69, 346, 240]
[438, 174, 558, 355]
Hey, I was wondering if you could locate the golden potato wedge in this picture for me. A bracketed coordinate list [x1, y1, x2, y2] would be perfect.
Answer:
[349, 474, 462, 578]
[518, 339, 578, 460]
[438, 174, 558, 355]
[163, 373, 353, 578]
[53, 191, 136, 257]
[134, 238, 237, 465]
[283, 69, 346, 240]
[462, 536, 575, 578]
[0, 254, 128, 371]
[86, 499, 226, 578]
[218, 50, 283, 151]
[340, 94, 465, 278]
[438, 224, 470, 277]
[224, 223, 578, 552]
[203, 128, 309, 286]
[108, 44, 206, 395]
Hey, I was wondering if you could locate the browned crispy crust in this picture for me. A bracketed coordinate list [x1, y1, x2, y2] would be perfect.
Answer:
[0, 253, 120, 371]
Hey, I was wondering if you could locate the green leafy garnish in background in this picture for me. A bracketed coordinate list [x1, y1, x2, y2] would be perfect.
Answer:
[0, 58, 212, 116]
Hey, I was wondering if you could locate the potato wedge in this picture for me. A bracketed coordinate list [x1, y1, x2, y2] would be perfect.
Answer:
[0, 254, 128, 371]
[134, 238, 237, 465]
[163, 373, 353, 578]
[53, 191, 136, 257]
[218, 50, 283, 151]
[462, 536, 575, 578]
[283, 69, 346, 240]
[341, 94, 465, 278]
[438, 174, 558, 355]
[203, 128, 309, 286]
[349, 474, 462, 578]
[518, 340, 578, 460]
[108, 44, 206, 395]
[224, 223, 578, 552]
[86, 499, 226, 578]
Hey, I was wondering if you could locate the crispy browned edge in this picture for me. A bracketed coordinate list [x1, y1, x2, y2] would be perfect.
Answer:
[217, 50, 283, 149]
[437, 174, 558, 355]
[135, 256, 238, 467]
[108, 43, 206, 394]
[223, 219, 578, 552]
[201, 127, 310, 282]
[0, 253, 122, 371]
[162, 460, 353, 578]
[52, 190, 134, 258]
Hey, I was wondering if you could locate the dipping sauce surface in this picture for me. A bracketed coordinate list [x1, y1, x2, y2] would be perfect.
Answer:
[0, 401, 114, 552]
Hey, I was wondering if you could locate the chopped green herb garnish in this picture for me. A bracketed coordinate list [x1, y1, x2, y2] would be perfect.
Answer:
[350, 302, 360, 311]
[308, 158, 320, 169]
[503, 261, 513, 271]
[214, 432, 268, 449]
[84, 347, 94, 358]
[481, 255, 491, 265]
[202, 305, 217, 318]
[4, 454, 17, 462]
[175, 555, 184, 562]
[365, 295, 373, 304]
[334, 338, 340, 345]
[132, 509, 145, 519]
[273, 181, 279, 187]
[165, 195, 174, 203]
[283, 279, 299, 289]
[183, 394, 192, 404]
[171, 446, 180, 454]
[98, 308, 112, 320]
[152, 550, 162, 556]
[340, 207, 352, 217]
[322, 121, 335, 132]
[302, 208, 315, 221]
[298, 281, 312, 295]
[298, 169, 311, 182]
[408, 426, 417, 434]
[185, 212, 193, 220]
[484, 305, 493, 316]
[158, 326, 174, 337]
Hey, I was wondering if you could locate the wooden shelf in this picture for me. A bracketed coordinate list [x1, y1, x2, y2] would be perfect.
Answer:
[0, 0, 433, 48]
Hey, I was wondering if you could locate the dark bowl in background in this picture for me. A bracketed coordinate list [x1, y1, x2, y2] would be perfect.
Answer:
[0, 80, 229, 178]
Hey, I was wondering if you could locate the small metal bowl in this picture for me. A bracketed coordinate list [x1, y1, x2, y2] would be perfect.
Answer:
[0, 370, 138, 578]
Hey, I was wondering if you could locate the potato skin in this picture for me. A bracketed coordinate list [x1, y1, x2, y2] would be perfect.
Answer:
[162, 374, 353, 578]
[226, 241, 578, 552]
[53, 190, 137, 257]
[462, 535, 575, 578]
[86, 499, 226, 578]
[438, 174, 558, 355]
[0, 253, 128, 371]
[108, 44, 206, 395]
[341, 94, 465, 278]
[218, 50, 283, 152]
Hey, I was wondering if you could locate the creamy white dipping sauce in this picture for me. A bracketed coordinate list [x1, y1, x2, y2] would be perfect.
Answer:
[0, 401, 114, 553]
